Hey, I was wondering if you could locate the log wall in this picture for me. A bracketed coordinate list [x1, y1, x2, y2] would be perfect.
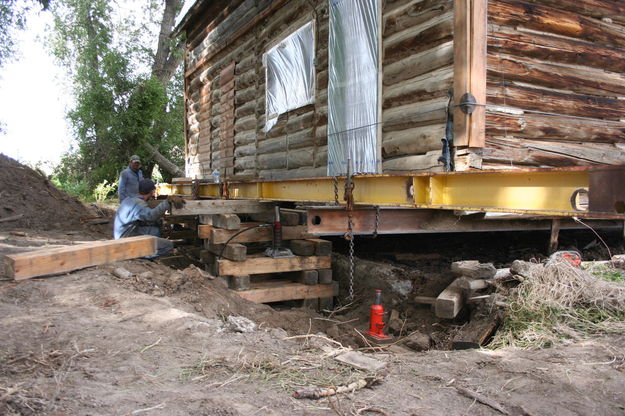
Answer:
[484, 0, 625, 168]
[183, 0, 625, 179]
[382, 0, 453, 173]
[184, 0, 455, 179]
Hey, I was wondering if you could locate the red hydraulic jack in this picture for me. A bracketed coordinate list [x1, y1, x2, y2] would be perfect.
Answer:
[367, 290, 389, 339]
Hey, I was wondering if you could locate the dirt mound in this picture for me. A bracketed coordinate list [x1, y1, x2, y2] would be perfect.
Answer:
[0, 154, 94, 230]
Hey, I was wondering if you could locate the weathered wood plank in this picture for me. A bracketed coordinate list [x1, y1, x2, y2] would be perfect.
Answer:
[435, 278, 464, 319]
[205, 242, 247, 261]
[234, 280, 338, 303]
[453, 0, 487, 148]
[218, 255, 331, 276]
[384, 17, 454, 66]
[201, 223, 312, 243]
[487, 54, 625, 97]
[3, 236, 157, 280]
[384, 0, 454, 38]
[521, 0, 625, 24]
[382, 124, 446, 158]
[488, 25, 625, 74]
[173, 200, 275, 216]
[487, 82, 625, 120]
[485, 110, 625, 143]
[489, 0, 625, 48]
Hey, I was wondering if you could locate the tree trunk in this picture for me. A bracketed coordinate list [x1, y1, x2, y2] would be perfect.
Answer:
[144, 141, 184, 177]
[146, 0, 185, 176]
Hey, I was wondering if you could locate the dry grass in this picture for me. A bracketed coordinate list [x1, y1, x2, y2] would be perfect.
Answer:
[491, 259, 625, 349]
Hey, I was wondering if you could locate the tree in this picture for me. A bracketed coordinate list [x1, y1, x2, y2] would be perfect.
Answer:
[49, 0, 185, 193]
[0, 0, 50, 69]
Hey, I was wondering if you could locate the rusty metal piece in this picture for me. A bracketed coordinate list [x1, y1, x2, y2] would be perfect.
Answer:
[589, 166, 625, 214]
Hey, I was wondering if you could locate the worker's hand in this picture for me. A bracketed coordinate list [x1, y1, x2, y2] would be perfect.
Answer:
[167, 195, 186, 209]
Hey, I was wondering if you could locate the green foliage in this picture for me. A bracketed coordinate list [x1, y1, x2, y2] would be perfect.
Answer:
[0, 0, 49, 69]
[48, 0, 184, 192]
[93, 179, 117, 203]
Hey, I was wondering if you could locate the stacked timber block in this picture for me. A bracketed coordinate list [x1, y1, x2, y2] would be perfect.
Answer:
[197, 208, 338, 305]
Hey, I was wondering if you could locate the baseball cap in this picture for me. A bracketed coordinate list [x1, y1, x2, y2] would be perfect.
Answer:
[129, 154, 141, 163]
[138, 179, 156, 194]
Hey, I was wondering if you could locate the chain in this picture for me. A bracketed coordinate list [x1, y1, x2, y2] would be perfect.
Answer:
[191, 179, 200, 200]
[345, 211, 355, 301]
[333, 176, 339, 205]
[372, 206, 380, 238]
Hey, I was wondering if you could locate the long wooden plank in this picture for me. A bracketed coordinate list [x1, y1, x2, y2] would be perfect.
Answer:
[235, 281, 338, 303]
[202, 223, 312, 243]
[3, 236, 157, 281]
[218, 255, 331, 276]
[173, 200, 274, 215]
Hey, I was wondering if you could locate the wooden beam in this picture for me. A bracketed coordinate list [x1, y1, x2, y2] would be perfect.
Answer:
[205, 242, 247, 261]
[234, 281, 339, 303]
[453, 0, 487, 148]
[435, 278, 464, 319]
[548, 218, 561, 254]
[2, 236, 157, 281]
[218, 255, 331, 276]
[173, 200, 274, 215]
[201, 223, 312, 243]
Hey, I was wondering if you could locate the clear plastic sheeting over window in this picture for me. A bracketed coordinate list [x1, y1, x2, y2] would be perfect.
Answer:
[264, 21, 315, 132]
[327, 0, 380, 176]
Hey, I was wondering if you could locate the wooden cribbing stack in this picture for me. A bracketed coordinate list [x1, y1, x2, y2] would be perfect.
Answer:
[191, 203, 337, 306]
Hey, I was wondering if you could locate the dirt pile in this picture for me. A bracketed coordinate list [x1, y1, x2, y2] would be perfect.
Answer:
[0, 154, 94, 230]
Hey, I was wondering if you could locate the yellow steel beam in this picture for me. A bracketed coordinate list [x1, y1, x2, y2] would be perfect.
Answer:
[156, 168, 620, 218]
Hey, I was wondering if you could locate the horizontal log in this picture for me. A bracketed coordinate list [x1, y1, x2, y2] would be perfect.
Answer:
[258, 166, 327, 180]
[384, 15, 454, 66]
[487, 82, 625, 120]
[258, 152, 287, 170]
[287, 148, 314, 169]
[488, 24, 625, 73]
[383, 65, 452, 109]
[521, 0, 625, 24]
[384, 41, 453, 86]
[218, 255, 331, 276]
[382, 150, 443, 173]
[383, 97, 448, 133]
[382, 124, 446, 158]
[483, 136, 625, 167]
[485, 110, 625, 143]
[384, 0, 453, 38]
[488, 54, 625, 97]
[489, 0, 625, 48]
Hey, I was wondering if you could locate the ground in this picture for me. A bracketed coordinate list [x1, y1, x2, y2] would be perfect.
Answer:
[0, 154, 624, 415]
[1, 237, 624, 415]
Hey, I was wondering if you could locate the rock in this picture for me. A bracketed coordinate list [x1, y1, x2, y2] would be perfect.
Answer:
[510, 260, 543, 279]
[402, 331, 431, 351]
[227, 315, 257, 333]
[451, 261, 496, 279]
[326, 324, 340, 340]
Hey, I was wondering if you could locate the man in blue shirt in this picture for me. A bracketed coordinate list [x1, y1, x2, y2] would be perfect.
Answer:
[118, 154, 144, 201]
[114, 179, 185, 257]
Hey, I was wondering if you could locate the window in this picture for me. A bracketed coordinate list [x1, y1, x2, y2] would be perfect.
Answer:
[264, 21, 315, 132]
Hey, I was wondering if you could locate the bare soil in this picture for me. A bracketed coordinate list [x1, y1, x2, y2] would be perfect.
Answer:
[2, 230, 624, 416]
[1, 155, 624, 415]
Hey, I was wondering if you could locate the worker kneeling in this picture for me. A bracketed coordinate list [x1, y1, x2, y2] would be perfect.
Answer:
[114, 179, 185, 257]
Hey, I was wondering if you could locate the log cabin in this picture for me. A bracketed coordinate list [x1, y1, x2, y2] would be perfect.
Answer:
[174, 0, 625, 182]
